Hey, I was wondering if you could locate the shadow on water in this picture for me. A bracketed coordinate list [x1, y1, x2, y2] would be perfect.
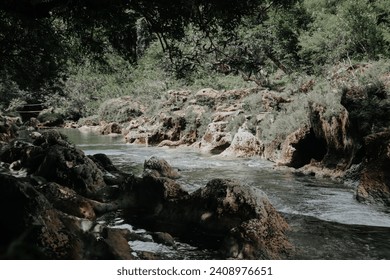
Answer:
[284, 213, 390, 260]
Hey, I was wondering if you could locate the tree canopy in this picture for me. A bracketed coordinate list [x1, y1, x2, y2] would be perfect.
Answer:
[0, 0, 297, 98]
[1, 0, 389, 106]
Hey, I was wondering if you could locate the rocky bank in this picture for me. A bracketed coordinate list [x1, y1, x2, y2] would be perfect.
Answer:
[0, 129, 292, 259]
[66, 64, 390, 207]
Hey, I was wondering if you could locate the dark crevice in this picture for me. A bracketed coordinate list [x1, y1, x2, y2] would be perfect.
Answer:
[288, 128, 327, 168]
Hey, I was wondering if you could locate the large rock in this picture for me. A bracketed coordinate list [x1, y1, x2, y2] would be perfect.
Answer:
[0, 131, 107, 198]
[144, 179, 291, 259]
[100, 122, 122, 135]
[34, 144, 106, 197]
[199, 121, 232, 154]
[120, 175, 186, 217]
[277, 125, 328, 168]
[221, 128, 262, 157]
[356, 131, 390, 206]
[0, 173, 86, 259]
[143, 156, 180, 179]
[0, 114, 20, 142]
[0, 169, 130, 259]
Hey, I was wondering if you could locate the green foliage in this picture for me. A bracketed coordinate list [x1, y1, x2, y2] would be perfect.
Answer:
[242, 94, 265, 112]
[308, 79, 344, 119]
[98, 97, 143, 123]
[299, 0, 390, 72]
[226, 114, 247, 135]
[183, 107, 212, 139]
[260, 93, 310, 143]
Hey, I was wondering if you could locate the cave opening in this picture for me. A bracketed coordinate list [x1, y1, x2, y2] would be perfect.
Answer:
[288, 128, 327, 168]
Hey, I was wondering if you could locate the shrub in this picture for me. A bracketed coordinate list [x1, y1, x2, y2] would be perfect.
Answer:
[98, 97, 143, 123]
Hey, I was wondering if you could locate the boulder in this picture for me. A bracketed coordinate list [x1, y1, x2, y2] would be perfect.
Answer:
[199, 122, 232, 154]
[35, 144, 106, 197]
[101, 228, 134, 260]
[150, 232, 176, 247]
[143, 156, 180, 179]
[356, 131, 390, 206]
[0, 172, 130, 260]
[121, 173, 188, 217]
[221, 128, 262, 157]
[39, 182, 97, 220]
[100, 122, 122, 135]
[149, 179, 291, 259]
[0, 173, 84, 259]
[0, 114, 20, 142]
[0, 131, 107, 198]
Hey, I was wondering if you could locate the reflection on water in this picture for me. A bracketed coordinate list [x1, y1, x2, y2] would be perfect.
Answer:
[61, 128, 390, 259]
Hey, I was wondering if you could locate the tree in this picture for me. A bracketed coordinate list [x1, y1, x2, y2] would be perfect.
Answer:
[0, 0, 299, 105]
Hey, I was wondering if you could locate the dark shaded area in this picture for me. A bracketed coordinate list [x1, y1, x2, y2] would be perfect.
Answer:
[284, 213, 390, 260]
[288, 129, 327, 168]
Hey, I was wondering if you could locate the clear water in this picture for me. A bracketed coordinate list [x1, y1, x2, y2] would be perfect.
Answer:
[62, 129, 390, 259]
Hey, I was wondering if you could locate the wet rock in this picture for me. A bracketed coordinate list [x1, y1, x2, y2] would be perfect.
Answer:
[152, 178, 291, 259]
[143, 156, 180, 179]
[35, 144, 106, 197]
[0, 173, 81, 259]
[39, 182, 97, 220]
[150, 232, 176, 247]
[123, 174, 188, 216]
[1, 131, 107, 198]
[89, 153, 127, 186]
[0, 172, 132, 259]
[101, 228, 134, 259]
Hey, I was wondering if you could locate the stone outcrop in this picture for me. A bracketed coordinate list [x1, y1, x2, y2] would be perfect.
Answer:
[146, 178, 292, 259]
[1, 109, 293, 259]
[309, 104, 356, 170]
[0, 131, 132, 259]
[100, 122, 122, 135]
[0, 173, 130, 259]
[143, 156, 180, 179]
[356, 131, 390, 206]
[0, 114, 20, 142]
[221, 127, 262, 157]
[199, 121, 232, 154]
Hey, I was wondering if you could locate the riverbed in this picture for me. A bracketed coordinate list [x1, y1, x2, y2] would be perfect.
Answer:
[62, 128, 390, 259]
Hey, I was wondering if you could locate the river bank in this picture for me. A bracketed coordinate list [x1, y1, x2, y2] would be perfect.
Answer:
[43, 63, 386, 207]
[61, 129, 390, 259]
[1, 118, 390, 259]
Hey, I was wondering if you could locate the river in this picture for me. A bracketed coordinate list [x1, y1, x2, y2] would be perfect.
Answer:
[62, 128, 390, 259]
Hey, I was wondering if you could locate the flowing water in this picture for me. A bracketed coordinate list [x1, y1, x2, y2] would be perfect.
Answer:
[62, 129, 390, 259]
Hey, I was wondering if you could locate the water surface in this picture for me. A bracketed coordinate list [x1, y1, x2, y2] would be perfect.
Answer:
[62, 128, 390, 259]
